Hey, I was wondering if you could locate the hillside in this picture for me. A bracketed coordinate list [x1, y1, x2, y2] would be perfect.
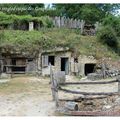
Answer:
[0, 28, 120, 60]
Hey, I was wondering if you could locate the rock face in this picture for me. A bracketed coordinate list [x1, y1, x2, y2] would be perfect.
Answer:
[87, 73, 104, 80]
[87, 59, 120, 80]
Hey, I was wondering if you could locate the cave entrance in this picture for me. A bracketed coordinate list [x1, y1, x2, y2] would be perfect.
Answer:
[85, 63, 96, 76]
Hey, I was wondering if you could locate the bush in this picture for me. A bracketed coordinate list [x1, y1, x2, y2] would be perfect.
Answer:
[97, 25, 118, 50]
[0, 30, 5, 44]
[40, 16, 54, 28]
[0, 12, 54, 28]
[102, 15, 120, 37]
[0, 12, 13, 25]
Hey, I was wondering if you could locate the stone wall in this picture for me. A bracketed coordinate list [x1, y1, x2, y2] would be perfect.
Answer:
[78, 55, 97, 76]
[41, 52, 97, 76]
[41, 51, 72, 76]
[26, 59, 37, 74]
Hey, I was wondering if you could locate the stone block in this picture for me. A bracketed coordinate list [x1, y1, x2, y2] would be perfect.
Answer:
[53, 71, 66, 84]
[0, 73, 11, 79]
[87, 73, 103, 80]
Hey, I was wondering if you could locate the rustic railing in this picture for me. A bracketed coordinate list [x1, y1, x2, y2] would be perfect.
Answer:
[50, 65, 120, 107]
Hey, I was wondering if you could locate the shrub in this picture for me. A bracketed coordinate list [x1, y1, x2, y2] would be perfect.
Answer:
[0, 12, 13, 25]
[102, 15, 120, 37]
[97, 25, 118, 50]
[40, 16, 54, 28]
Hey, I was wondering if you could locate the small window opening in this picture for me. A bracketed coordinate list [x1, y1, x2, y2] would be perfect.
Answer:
[74, 58, 78, 63]
[28, 58, 33, 62]
[48, 56, 55, 66]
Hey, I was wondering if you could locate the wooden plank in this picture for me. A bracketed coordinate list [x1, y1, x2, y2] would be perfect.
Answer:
[59, 95, 108, 101]
[54, 79, 59, 107]
[118, 78, 120, 93]
[4, 65, 27, 67]
[62, 79, 118, 85]
[59, 87, 118, 96]
[6, 71, 26, 74]
[51, 86, 55, 101]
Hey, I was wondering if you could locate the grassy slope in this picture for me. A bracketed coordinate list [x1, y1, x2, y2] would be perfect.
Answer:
[2, 28, 120, 60]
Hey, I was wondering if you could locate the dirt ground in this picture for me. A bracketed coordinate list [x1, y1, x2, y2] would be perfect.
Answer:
[0, 75, 118, 116]
[0, 76, 56, 116]
[59, 75, 118, 100]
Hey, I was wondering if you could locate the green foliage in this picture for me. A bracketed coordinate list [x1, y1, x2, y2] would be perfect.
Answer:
[38, 16, 54, 28]
[13, 14, 33, 22]
[54, 4, 120, 23]
[80, 4, 102, 24]
[102, 15, 120, 36]
[0, 28, 119, 60]
[0, 30, 5, 44]
[0, 12, 13, 25]
[0, 12, 54, 28]
[97, 25, 118, 52]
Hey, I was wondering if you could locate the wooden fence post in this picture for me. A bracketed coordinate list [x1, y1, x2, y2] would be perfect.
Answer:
[50, 63, 52, 83]
[53, 78, 59, 107]
[50, 64, 59, 107]
[51, 79, 59, 107]
[118, 77, 120, 93]
[50, 63, 55, 101]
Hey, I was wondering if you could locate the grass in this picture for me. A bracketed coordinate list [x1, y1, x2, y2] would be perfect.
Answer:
[0, 28, 120, 60]
[0, 77, 29, 94]
[0, 76, 51, 95]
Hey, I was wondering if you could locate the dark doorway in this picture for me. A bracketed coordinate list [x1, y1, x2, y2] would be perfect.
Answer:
[12, 67, 25, 72]
[12, 59, 16, 65]
[61, 58, 69, 75]
[48, 56, 55, 66]
[11, 59, 26, 73]
[85, 63, 96, 76]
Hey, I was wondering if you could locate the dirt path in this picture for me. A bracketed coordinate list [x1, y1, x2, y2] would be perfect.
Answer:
[0, 76, 56, 116]
[0, 75, 118, 116]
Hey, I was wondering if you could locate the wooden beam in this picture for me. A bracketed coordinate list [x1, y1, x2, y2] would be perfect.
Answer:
[59, 95, 108, 101]
[59, 87, 118, 96]
[61, 79, 118, 85]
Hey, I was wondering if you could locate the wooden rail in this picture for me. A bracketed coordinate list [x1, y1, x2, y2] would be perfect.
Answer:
[50, 64, 120, 108]
[59, 95, 108, 101]
[59, 87, 118, 96]
[62, 79, 118, 85]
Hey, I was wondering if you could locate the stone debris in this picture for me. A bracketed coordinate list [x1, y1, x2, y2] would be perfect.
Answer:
[87, 62, 120, 80]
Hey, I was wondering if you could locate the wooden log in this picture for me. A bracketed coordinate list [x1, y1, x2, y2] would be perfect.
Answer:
[65, 102, 78, 111]
[63, 79, 118, 85]
[50, 65, 59, 106]
[101, 63, 106, 78]
[59, 95, 108, 102]
[53, 79, 59, 107]
[50, 63, 52, 83]
[50, 64, 55, 101]
[118, 78, 120, 93]
[59, 87, 118, 96]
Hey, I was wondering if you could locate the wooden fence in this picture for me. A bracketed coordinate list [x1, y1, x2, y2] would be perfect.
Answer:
[50, 65, 120, 108]
[50, 72, 120, 115]
[52, 16, 85, 29]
